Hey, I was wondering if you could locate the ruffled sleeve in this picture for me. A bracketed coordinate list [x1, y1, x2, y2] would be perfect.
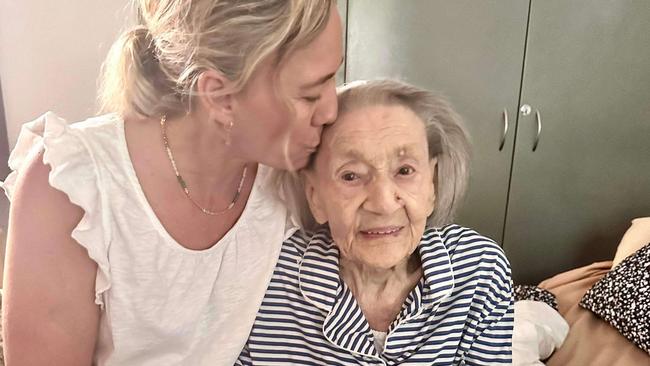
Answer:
[2, 112, 112, 308]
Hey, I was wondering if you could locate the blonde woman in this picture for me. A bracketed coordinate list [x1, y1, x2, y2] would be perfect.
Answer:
[2, 1, 342, 365]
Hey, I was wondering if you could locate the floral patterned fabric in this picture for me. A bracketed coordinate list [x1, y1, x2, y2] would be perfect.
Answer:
[580, 243, 650, 355]
[514, 284, 558, 311]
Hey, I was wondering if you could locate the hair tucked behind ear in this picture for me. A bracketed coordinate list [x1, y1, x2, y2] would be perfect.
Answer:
[99, 0, 333, 119]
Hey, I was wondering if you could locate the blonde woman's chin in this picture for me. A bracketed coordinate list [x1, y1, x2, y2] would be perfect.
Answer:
[277, 148, 317, 172]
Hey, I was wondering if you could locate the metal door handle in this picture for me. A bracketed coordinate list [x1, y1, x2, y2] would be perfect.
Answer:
[533, 109, 542, 151]
[499, 108, 508, 151]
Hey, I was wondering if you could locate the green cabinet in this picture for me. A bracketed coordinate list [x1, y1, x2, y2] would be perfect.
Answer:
[345, 0, 650, 283]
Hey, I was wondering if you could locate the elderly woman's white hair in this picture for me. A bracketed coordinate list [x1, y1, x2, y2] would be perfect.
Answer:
[273, 79, 472, 231]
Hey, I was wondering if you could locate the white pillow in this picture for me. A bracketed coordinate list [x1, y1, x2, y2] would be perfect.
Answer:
[513, 300, 569, 366]
[612, 217, 650, 267]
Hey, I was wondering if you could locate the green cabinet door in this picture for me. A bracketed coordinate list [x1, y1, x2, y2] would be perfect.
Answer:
[345, 0, 530, 243]
[504, 0, 650, 284]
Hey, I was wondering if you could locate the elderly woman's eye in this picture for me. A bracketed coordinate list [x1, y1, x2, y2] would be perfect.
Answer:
[398, 166, 415, 176]
[341, 172, 359, 181]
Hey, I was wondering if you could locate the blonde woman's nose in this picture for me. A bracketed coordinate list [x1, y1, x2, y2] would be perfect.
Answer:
[313, 84, 338, 126]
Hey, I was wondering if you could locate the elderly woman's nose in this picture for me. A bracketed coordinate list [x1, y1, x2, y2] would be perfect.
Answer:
[363, 176, 403, 215]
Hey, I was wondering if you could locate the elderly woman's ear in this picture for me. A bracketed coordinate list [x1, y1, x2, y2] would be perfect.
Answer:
[302, 171, 328, 225]
[427, 157, 438, 217]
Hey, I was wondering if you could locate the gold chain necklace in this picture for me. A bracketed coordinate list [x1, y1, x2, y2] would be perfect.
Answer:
[160, 115, 247, 216]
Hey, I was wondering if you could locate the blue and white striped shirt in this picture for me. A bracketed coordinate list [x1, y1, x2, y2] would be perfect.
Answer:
[237, 224, 514, 365]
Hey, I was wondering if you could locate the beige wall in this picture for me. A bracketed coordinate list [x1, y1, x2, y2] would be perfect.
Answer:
[0, 0, 134, 149]
[0, 1, 133, 284]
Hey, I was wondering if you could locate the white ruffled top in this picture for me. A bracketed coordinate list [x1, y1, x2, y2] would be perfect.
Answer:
[2, 112, 297, 366]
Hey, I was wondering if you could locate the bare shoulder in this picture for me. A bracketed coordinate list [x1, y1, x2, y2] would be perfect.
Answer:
[11, 149, 82, 215]
[3, 150, 100, 365]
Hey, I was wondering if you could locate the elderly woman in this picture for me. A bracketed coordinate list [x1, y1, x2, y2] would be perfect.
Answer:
[238, 80, 514, 365]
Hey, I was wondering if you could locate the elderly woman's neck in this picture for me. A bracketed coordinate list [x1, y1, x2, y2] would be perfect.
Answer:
[339, 253, 423, 332]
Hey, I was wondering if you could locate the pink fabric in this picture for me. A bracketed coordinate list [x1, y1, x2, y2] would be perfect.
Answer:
[539, 261, 650, 366]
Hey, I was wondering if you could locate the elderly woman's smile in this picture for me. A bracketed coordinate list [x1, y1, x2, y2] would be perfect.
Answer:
[358, 226, 402, 237]
[304, 103, 436, 270]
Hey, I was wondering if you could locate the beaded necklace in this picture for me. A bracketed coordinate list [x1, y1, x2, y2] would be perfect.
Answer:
[160, 115, 247, 216]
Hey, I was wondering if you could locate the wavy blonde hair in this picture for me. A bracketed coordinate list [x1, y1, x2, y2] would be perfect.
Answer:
[99, 0, 333, 118]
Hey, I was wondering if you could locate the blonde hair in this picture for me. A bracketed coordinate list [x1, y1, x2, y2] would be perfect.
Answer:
[275, 79, 472, 231]
[99, 0, 333, 118]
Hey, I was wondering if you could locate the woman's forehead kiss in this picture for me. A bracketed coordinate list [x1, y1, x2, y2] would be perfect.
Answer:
[313, 104, 430, 170]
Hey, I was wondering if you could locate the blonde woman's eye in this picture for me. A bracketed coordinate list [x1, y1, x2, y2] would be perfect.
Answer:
[398, 166, 415, 176]
[303, 95, 321, 103]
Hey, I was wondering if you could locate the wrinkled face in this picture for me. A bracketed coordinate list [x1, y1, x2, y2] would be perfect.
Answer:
[230, 4, 343, 171]
[305, 104, 437, 270]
